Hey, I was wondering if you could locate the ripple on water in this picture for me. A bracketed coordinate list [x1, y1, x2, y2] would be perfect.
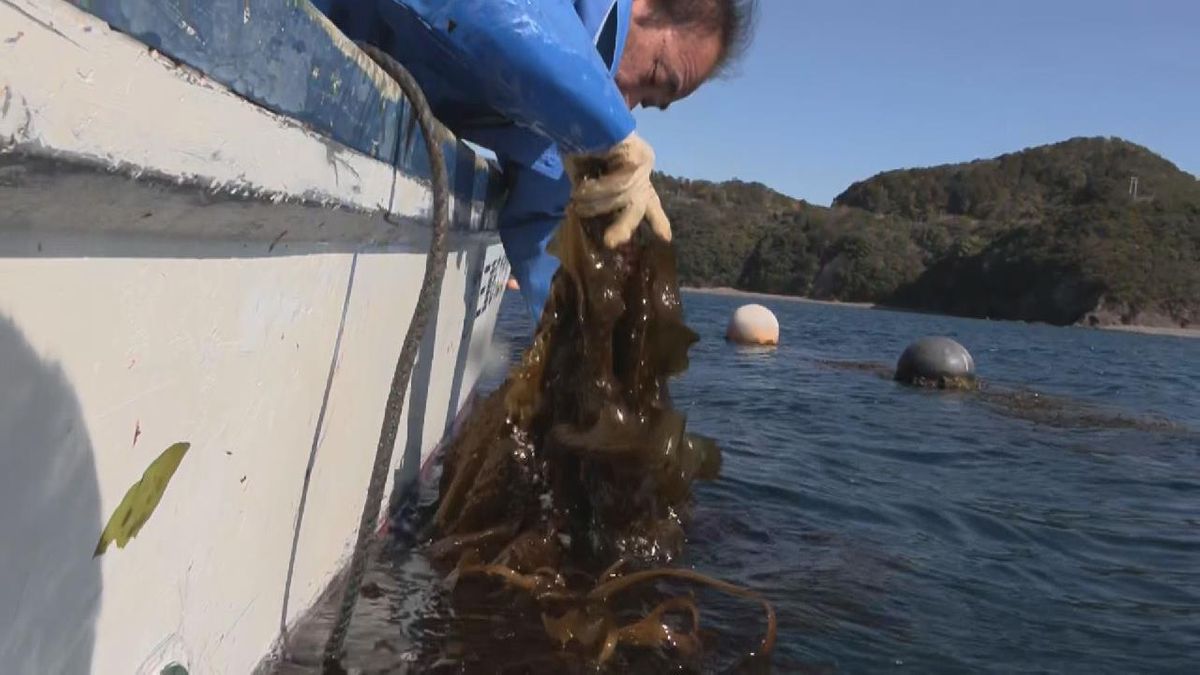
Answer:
[281, 292, 1200, 674]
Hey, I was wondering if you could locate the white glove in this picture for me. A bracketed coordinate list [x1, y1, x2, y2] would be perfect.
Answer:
[564, 132, 672, 249]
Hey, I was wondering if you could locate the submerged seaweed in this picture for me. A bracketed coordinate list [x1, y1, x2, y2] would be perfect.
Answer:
[425, 202, 775, 671]
[819, 359, 1187, 432]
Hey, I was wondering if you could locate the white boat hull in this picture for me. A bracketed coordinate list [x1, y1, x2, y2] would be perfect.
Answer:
[0, 1, 511, 673]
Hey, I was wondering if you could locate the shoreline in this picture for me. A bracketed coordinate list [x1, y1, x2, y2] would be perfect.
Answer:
[681, 286, 1200, 339]
[1091, 323, 1200, 338]
[681, 286, 875, 310]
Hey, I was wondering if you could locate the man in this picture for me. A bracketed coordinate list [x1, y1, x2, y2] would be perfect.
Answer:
[314, 0, 754, 324]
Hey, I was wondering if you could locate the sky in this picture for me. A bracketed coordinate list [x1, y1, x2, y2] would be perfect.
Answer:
[634, 0, 1200, 205]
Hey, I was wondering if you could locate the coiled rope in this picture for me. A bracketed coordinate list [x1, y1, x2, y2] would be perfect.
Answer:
[321, 43, 451, 673]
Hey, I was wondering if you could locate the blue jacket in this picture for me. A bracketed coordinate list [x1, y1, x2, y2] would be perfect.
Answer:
[312, 0, 634, 324]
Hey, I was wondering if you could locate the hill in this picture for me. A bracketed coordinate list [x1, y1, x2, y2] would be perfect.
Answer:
[655, 137, 1200, 328]
[652, 176, 803, 288]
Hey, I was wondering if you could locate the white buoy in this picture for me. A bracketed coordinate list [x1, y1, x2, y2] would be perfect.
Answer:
[726, 304, 780, 346]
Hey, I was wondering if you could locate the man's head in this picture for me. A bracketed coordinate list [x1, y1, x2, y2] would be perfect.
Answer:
[616, 0, 756, 110]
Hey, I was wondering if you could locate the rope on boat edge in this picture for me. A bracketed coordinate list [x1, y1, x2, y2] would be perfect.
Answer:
[321, 42, 451, 672]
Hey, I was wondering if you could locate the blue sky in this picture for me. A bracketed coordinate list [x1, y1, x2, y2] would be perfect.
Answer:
[634, 0, 1200, 205]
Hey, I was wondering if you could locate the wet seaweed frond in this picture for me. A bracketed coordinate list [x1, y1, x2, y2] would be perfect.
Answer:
[426, 200, 777, 669]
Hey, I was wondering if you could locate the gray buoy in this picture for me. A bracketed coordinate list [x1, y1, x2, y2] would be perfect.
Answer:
[895, 337, 978, 390]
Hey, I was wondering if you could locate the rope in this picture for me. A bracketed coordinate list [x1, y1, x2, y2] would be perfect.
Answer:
[321, 43, 451, 672]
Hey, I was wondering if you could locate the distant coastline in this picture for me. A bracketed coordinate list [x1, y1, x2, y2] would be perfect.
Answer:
[1091, 323, 1200, 339]
[681, 286, 1200, 339]
[660, 137, 1199, 333]
[683, 286, 873, 309]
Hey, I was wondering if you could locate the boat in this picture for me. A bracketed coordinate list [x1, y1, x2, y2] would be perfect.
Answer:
[0, 1, 511, 672]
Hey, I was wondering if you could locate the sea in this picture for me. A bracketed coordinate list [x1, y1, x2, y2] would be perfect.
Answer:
[280, 288, 1200, 674]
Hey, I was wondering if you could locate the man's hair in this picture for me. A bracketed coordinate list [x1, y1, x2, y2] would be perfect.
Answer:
[650, 0, 758, 76]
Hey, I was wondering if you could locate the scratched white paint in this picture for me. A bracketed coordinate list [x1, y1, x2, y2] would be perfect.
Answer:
[286, 248, 488, 611]
[0, 237, 508, 675]
[0, 1, 512, 674]
[0, 0, 431, 223]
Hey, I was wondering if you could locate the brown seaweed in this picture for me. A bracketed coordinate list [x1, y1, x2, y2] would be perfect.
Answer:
[819, 359, 1189, 433]
[425, 185, 774, 670]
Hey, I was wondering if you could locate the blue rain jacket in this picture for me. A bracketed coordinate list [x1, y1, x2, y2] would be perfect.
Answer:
[312, 0, 634, 324]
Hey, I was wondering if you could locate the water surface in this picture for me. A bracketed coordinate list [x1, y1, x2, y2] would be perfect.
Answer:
[283, 290, 1200, 673]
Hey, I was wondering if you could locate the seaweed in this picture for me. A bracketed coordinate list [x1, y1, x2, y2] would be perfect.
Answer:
[426, 189, 775, 670]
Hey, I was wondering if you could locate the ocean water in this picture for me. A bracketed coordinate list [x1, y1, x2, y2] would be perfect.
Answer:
[656, 291, 1200, 673]
[281, 289, 1200, 674]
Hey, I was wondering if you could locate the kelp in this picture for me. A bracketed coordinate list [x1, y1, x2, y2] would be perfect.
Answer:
[426, 186, 775, 670]
[818, 359, 1189, 433]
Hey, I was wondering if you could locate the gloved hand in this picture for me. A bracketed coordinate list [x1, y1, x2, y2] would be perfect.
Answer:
[563, 132, 672, 249]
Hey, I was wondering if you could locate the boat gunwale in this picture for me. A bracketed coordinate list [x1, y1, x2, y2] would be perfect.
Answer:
[58, 0, 505, 226]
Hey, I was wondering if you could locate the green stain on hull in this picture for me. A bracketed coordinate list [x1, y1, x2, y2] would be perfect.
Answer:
[94, 442, 191, 557]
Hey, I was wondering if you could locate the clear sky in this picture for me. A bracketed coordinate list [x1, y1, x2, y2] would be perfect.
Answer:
[634, 0, 1200, 205]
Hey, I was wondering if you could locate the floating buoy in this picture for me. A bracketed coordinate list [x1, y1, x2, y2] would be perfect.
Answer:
[506, 277, 520, 292]
[726, 304, 779, 346]
[895, 336, 977, 390]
